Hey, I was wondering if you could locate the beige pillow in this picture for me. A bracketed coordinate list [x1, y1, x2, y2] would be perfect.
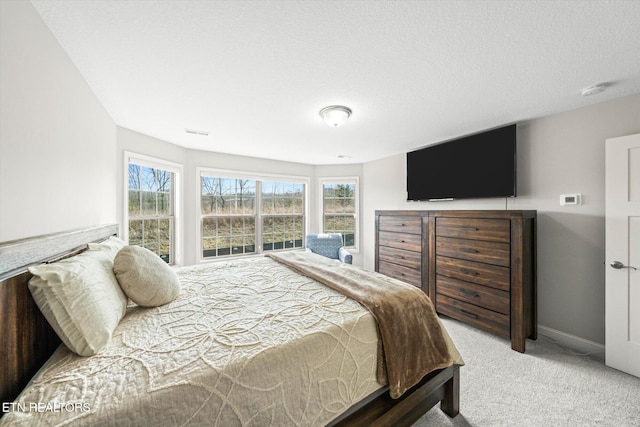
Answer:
[114, 246, 180, 307]
[87, 236, 126, 261]
[28, 250, 128, 356]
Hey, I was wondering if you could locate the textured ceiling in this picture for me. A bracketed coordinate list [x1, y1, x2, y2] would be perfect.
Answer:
[30, 0, 640, 165]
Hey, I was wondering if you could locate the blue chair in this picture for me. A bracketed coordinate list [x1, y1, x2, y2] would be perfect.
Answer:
[305, 233, 353, 264]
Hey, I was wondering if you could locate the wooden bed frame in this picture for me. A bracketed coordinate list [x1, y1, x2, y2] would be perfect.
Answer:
[0, 225, 460, 426]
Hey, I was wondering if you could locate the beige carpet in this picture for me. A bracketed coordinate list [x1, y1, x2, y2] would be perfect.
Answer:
[415, 317, 640, 427]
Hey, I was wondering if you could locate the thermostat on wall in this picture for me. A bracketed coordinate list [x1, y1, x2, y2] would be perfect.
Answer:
[560, 194, 582, 206]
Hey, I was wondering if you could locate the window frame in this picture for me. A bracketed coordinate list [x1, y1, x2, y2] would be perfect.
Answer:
[123, 151, 183, 265]
[196, 167, 309, 263]
[319, 176, 360, 253]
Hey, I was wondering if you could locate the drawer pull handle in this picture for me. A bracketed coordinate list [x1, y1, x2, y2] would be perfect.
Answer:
[460, 309, 478, 319]
[393, 255, 405, 259]
[461, 268, 479, 276]
[461, 289, 480, 298]
[461, 227, 478, 231]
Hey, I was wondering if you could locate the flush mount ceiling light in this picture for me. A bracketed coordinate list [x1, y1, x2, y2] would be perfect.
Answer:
[580, 83, 607, 97]
[319, 105, 352, 127]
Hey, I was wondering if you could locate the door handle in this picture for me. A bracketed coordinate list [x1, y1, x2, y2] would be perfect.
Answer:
[610, 261, 637, 270]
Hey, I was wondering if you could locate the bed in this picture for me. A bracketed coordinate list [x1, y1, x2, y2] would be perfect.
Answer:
[0, 224, 462, 426]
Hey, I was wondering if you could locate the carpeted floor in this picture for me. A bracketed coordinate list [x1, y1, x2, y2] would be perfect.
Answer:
[415, 317, 640, 427]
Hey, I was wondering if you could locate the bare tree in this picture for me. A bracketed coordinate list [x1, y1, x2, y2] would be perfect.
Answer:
[128, 164, 141, 190]
[202, 177, 220, 213]
[156, 169, 171, 192]
[237, 179, 252, 213]
[141, 167, 157, 191]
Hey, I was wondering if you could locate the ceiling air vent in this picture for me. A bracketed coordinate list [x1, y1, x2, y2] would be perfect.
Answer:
[185, 128, 210, 136]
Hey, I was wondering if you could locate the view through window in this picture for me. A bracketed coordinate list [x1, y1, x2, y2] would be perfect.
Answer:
[200, 173, 305, 259]
[128, 163, 175, 263]
[322, 180, 357, 248]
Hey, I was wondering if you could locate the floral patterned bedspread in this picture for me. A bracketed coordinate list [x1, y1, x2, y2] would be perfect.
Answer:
[1, 257, 380, 426]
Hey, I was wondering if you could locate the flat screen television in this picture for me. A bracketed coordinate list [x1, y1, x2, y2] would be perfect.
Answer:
[407, 124, 516, 201]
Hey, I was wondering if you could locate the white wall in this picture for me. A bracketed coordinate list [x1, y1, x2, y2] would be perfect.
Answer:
[0, 0, 116, 242]
[362, 93, 640, 345]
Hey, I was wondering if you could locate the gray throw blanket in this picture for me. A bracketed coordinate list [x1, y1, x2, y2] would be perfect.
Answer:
[266, 251, 463, 399]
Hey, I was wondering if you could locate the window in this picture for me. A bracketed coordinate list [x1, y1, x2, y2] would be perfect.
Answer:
[125, 153, 182, 264]
[199, 169, 307, 260]
[261, 181, 305, 251]
[201, 177, 257, 257]
[321, 177, 359, 250]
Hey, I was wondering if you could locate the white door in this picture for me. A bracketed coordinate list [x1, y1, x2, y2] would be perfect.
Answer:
[605, 133, 640, 377]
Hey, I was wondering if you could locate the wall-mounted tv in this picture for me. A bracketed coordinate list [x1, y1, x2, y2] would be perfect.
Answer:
[407, 124, 516, 201]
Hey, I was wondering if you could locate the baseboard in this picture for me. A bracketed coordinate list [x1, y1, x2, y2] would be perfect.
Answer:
[537, 325, 605, 361]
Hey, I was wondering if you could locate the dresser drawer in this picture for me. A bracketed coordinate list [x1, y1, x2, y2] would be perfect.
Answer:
[436, 236, 510, 267]
[436, 218, 510, 243]
[379, 246, 422, 269]
[379, 216, 422, 234]
[436, 294, 510, 339]
[378, 260, 421, 287]
[436, 275, 510, 315]
[379, 231, 422, 252]
[436, 255, 510, 291]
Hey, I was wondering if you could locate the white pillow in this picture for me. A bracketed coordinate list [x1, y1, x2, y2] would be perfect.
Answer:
[113, 246, 180, 307]
[28, 249, 128, 356]
[87, 236, 127, 261]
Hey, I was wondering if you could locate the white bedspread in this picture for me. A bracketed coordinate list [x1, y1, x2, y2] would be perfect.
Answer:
[1, 257, 381, 426]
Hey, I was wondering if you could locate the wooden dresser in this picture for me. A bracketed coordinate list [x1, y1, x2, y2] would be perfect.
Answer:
[375, 210, 536, 352]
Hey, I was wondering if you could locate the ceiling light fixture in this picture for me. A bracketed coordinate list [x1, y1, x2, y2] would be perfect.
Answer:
[319, 105, 352, 127]
[580, 83, 607, 97]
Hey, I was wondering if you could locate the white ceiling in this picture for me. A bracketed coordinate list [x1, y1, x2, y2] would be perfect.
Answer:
[30, 0, 640, 165]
